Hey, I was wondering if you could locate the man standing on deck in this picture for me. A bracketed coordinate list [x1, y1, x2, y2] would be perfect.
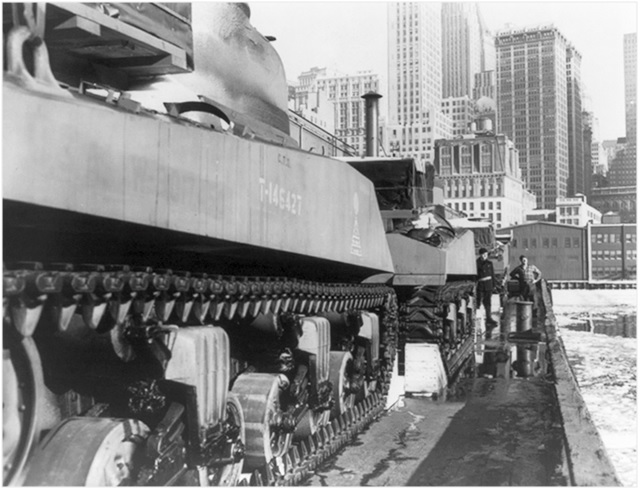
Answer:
[476, 248, 497, 327]
[509, 255, 542, 302]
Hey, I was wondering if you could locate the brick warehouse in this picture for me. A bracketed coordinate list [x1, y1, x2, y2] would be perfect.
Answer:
[501, 221, 637, 282]
[501, 222, 586, 281]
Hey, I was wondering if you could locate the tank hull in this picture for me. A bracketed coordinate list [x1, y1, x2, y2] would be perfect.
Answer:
[3, 81, 393, 281]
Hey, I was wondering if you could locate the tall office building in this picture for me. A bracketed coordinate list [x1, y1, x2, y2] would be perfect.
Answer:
[566, 45, 585, 197]
[317, 71, 380, 156]
[585, 113, 608, 176]
[292, 69, 380, 156]
[619, 32, 637, 187]
[592, 33, 638, 224]
[478, 9, 496, 72]
[581, 110, 593, 200]
[606, 33, 637, 188]
[441, 96, 475, 136]
[496, 26, 570, 210]
[293, 67, 328, 109]
[624, 33, 636, 145]
[441, 3, 483, 99]
[434, 119, 537, 228]
[388, 2, 452, 167]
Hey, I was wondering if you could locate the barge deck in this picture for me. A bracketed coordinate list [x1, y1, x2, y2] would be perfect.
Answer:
[305, 282, 621, 486]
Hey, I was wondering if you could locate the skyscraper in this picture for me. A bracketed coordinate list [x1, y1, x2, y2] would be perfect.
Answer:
[292, 68, 380, 156]
[624, 33, 636, 146]
[317, 71, 381, 156]
[581, 110, 593, 200]
[607, 33, 637, 188]
[478, 9, 496, 73]
[434, 125, 537, 228]
[441, 3, 483, 99]
[566, 45, 585, 197]
[496, 26, 570, 210]
[387, 2, 452, 167]
[621, 32, 636, 187]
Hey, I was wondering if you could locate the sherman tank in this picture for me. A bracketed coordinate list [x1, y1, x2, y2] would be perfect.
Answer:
[343, 94, 480, 386]
[3, 3, 399, 486]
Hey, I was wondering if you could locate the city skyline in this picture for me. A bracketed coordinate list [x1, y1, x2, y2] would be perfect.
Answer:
[250, 1, 637, 142]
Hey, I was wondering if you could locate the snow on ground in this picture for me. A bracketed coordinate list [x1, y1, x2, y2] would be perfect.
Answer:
[552, 289, 637, 311]
[554, 290, 637, 487]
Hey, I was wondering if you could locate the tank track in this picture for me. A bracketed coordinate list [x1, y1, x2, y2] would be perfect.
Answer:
[242, 390, 389, 486]
[402, 280, 476, 378]
[3, 263, 398, 486]
[2, 263, 393, 331]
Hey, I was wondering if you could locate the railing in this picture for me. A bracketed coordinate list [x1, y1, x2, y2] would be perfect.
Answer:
[548, 280, 637, 290]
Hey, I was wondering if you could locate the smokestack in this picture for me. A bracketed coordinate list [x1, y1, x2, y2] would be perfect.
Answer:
[362, 91, 382, 157]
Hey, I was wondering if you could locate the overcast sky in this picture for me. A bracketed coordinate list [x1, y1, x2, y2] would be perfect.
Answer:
[250, 1, 637, 142]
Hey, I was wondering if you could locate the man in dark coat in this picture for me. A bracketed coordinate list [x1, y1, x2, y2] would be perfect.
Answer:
[476, 247, 497, 327]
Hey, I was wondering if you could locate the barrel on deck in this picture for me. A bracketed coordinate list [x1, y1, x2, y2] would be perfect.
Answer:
[515, 301, 533, 332]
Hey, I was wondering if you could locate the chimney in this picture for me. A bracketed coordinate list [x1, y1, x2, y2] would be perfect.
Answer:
[362, 91, 382, 157]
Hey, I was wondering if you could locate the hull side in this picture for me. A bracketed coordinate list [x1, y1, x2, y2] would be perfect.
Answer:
[3, 81, 394, 279]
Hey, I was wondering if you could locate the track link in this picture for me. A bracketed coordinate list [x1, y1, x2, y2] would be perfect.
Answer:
[3, 263, 392, 334]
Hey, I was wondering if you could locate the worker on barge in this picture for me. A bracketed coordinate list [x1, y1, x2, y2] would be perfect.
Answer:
[509, 255, 542, 303]
[476, 247, 498, 327]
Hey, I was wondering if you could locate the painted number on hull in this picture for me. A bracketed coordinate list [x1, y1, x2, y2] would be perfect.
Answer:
[259, 177, 302, 215]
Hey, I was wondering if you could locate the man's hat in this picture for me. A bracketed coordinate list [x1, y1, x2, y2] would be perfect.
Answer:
[479, 247, 488, 255]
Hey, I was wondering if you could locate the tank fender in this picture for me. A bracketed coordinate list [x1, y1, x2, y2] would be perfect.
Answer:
[164, 326, 230, 433]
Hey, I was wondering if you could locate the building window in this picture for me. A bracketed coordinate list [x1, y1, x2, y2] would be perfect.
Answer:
[523, 238, 529, 248]
[513, 239, 518, 248]
[552, 237, 558, 248]
[573, 237, 580, 248]
[543, 238, 549, 248]
[531, 238, 537, 248]
[565, 237, 571, 248]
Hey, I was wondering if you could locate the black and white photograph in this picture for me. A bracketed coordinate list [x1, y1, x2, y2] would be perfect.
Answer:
[3, 1, 637, 486]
